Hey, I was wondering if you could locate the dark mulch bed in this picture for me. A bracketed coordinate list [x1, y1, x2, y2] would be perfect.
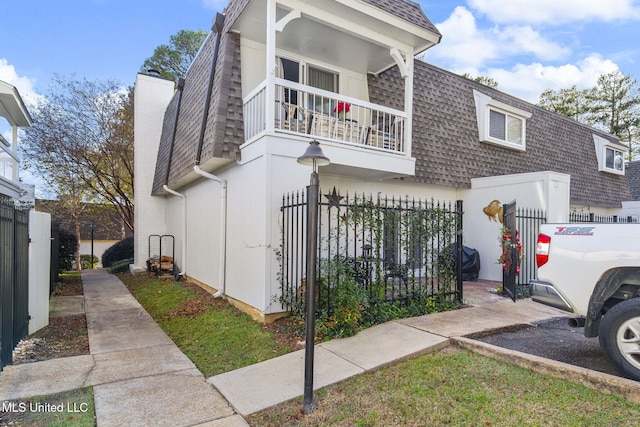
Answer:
[12, 274, 89, 364]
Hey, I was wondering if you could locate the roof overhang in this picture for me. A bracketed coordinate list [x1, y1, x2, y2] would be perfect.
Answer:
[0, 174, 21, 199]
[232, 0, 441, 75]
[0, 81, 32, 127]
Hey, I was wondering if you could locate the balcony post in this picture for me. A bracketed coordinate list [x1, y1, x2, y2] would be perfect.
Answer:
[403, 52, 413, 156]
[264, 0, 276, 133]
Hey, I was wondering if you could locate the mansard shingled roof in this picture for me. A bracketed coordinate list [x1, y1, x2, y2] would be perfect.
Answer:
[626, 160, 640, 201]
[152, 2, 245, 195]
[368, 61, 632, 208]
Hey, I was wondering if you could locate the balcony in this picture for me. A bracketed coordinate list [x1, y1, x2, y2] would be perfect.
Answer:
[244, 78, 407, 155]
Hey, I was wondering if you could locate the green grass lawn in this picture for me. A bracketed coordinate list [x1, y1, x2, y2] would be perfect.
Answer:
[248, 349, 640, 426]
[118, 273, 640, 426]
[118, 273, 298, 377]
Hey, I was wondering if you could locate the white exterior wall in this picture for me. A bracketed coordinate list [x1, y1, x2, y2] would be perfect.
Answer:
[78, 240, 117, 265]
[257, 136, 461, 314]
[464, 171, 571, 281]
[28, 210, 51, 334]
[620, 201, 640, 221]
[133, 74, 175, 270]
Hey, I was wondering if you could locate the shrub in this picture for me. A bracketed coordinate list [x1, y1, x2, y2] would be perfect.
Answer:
[108, 258, 133, 274]
[80, 254, 100, 269]
[102, 237, 134, 268]
[58, 228, 78, 272]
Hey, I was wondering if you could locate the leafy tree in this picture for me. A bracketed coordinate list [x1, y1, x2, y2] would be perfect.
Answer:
[588, 71, 640, 159]
[141, 29, 208, 81]
[21, 75, 135, 233]
[537, 85, 591, 123]
[538, 72, 640, 160]
[462, 73, 499, 89]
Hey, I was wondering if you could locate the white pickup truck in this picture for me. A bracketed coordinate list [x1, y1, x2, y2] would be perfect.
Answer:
[530, 223, 640, 380]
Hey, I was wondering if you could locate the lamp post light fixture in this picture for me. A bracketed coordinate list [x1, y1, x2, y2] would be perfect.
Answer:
[297, 140, 329, 414]
[89, 223, 95, 269]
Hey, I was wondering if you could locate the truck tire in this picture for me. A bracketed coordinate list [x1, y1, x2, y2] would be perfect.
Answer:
[599, 298, 640, 381]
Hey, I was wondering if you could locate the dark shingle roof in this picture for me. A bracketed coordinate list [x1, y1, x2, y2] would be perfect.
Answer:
[368, 61, 632, 208]
[626, 160, 640, 201]
[152, 4, 245, 195]
[362, 0, 441, 37]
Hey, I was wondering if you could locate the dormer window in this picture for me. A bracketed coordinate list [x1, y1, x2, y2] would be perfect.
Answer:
[593, 134, 626, 175]
[474, 89, 531, 151]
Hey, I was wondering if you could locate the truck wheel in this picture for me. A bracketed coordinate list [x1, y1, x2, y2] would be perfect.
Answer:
[599, 298, 640, 381]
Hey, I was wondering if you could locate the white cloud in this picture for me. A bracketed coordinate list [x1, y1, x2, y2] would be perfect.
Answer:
[486, 54, 620, 103]
[426, 7, 569, 71]
[468, 0, 640, 24]
[496, 26, 569, 61]
[425, 7, 497, 70]
[0, 59, 42, 108]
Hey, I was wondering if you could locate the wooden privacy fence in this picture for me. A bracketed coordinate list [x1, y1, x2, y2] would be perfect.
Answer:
[280, 189, 463, 314]
[0, 200, 29, 371]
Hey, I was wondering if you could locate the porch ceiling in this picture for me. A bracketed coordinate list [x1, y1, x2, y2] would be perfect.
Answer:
[232, 0, 439, 75]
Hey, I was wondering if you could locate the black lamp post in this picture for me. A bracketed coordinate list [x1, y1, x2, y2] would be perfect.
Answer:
[297, 140, 330, 414]
[89, 223, 95, 269]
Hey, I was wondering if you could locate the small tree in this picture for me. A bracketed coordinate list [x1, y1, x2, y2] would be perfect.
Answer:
[21, 75, 135, 232]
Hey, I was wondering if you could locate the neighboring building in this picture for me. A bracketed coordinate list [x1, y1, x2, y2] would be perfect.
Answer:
[133, 0, 632, 321]
[625, 160, 640, 201]
[0, 81, 51, 337]
[36, 199, 131, 265]
[620, 160, 640, 220]
[0, 80, 32, 201]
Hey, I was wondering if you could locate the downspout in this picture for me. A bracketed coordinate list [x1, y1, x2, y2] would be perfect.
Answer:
[162, 185, 187, 277]
[193, 12, 228, 298]
[193, 166, 227, 298]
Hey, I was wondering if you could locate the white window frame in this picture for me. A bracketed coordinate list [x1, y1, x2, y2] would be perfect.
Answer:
[473, 89, 531, 151]
[276, 54, 340, 92]
[593, 134, 627, 175]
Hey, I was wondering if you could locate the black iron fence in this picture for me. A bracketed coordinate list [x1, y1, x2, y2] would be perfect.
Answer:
[280, 189, 463, 314]
[569, 212, 639, 223]
[516, 207, 547, 286]
[0, 199, 30, 371]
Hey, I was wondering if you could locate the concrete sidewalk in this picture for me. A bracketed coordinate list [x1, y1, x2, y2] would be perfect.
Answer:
[0, 269, 247, 427]
[3, 271, 638, 425]
[209, 289, 573, 416]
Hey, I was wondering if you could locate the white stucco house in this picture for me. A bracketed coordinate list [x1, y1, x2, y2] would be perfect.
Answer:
[133, 0, 632, 321]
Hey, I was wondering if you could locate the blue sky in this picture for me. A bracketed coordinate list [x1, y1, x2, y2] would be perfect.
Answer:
[2, 0, 639, 106]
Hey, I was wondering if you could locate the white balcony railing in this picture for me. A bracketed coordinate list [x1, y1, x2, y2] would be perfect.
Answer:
[243, 78, 406, 154]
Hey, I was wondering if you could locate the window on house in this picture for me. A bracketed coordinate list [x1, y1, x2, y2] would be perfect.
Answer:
[277, 56, 339, 113]
[594, 134, 626, 175]
[489, 110, 523, 144]
[307, 65, 339, 114]
[605, 147, 624, 172]
[473, 89, 531, 151]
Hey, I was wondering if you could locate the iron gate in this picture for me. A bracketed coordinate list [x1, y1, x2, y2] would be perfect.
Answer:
[501, 201, 518, 302]
[0, 200, 30, 371]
